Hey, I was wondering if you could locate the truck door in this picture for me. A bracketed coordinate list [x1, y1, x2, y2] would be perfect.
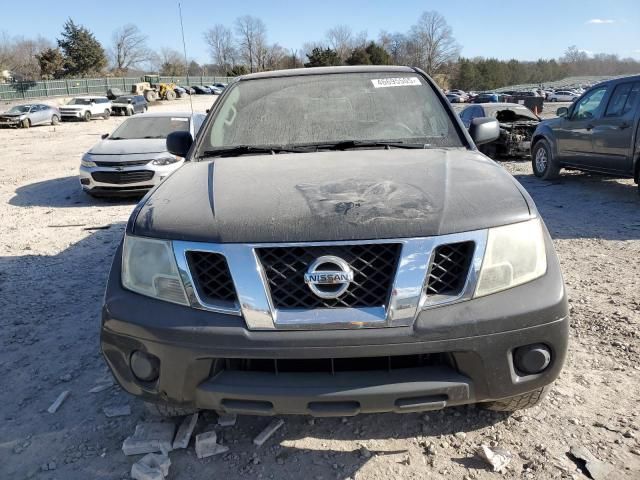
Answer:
[555, 86, 608, 165]
[588, 81, 640, 174]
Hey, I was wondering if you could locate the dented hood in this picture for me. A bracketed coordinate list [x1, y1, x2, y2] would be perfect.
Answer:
[132, 149, 532, 243]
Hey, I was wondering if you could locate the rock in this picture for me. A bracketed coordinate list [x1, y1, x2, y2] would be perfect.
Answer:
[477, 444, 512, 473]
[253, 419, 284, 447]
[217, 413, 237, 427]
[122, 422, 175, 456]
[455, 432, 467, 440]
[568, 445, 614, 480]
[359, 446, 372, 459]
[630, 448, 640, 456]
[173, 413, 199, 450]
[195, 431, 229, 459]
[47, 391, 70, 414]
[137, 453, 171, 476]
[131, 461, 164, 480]
[103, 404, 131, 417]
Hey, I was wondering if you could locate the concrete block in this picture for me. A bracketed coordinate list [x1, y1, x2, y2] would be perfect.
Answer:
[172, 413, 199, 450]
[122, 422, 175, 456]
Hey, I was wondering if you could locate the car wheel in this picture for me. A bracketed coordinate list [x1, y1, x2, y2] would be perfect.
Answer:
[51, 115, 59, 125]
[103, 109, 111, 119]
[21, 118, 31, 128]
[83, 111, 91, 122]
[551, 98, 557, 102]
[532, 139, 560, 180]
[144, 106, 148, 113]
[125, 108, 132, 116]
[480, 386, 550, 412]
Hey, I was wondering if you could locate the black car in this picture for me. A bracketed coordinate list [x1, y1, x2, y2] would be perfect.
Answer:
[111, 95, 147, 116]
[192, 85, 212, 95]
[531, 75, 640, 192]
[460, 103, 540, 158]
[101, 66, 568, 418]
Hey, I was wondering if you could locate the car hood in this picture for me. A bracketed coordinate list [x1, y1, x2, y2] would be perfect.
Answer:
[132, 149, 533, 243]
[1, 112, 24, 118]
[88, 139, 168, 155]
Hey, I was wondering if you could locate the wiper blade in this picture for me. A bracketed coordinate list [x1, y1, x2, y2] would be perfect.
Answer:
[311, 140, 428, 150]
[201, 145, 312, 158]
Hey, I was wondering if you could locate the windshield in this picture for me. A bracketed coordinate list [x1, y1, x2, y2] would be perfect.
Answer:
[114, 96, 133, 103]
[68, 98, 94, 105]
[8, 105, 31, 113]
[109, 116, 190, 140]
[198, 72, 463, 155]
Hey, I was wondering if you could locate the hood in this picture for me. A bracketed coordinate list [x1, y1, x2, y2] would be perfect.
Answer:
[132, 149, 532, 243]
[88, 138, 167, 155]
[1, 112, 24, 118]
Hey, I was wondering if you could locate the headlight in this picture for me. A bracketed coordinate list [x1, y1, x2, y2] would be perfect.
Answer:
[475, 219, 547, 298]
[81, 154, 96, 168]
[121, 235, 188, 305]
[152, 155, 181, 166]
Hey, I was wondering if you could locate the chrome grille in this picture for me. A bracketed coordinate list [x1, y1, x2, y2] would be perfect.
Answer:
[94, 159, 151, 167]
[186, 251, 238, 306]
[257, 244, 401, 309]
[425, 242, 474, 297]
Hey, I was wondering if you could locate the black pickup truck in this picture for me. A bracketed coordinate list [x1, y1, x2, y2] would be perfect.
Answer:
[531, 75, 640, 192]
[101, 66, 568, 417]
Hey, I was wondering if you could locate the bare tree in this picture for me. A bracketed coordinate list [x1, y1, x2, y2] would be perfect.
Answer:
[378, 31, 409, 65]
[203, 24, 236, 74]
[0, 33, 51, 79]
[234, 15, 267, 73]
[153, 48, 186, 76]
[407, 11, 460, 75]
[109, 24, 152, 73]
[325, 25, 353, 62]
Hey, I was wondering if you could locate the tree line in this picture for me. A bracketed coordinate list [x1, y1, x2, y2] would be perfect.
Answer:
[1, 13, 639, 90]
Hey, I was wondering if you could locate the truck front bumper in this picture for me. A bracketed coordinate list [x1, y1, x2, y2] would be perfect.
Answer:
[101, 240, 569, 416]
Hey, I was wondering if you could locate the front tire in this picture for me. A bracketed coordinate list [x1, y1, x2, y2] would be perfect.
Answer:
[103, 109, 111, 119]
[51, 115, 59, 125]
[532, 139, 560, 180]
[83, 111, 91, 122]
[481, 386, 550, 412]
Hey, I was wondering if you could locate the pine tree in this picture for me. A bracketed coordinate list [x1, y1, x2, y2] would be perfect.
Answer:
[57, 18, 107, 77]
[36, 47, 65, 78]
[304, 48, 341, 67]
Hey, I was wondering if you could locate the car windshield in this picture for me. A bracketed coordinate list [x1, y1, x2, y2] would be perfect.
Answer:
[114, 96, 133, 103]
[68, 98, 94, 105]
[8, 105, 31, 113]
[198, 71, 463, 155]
[109, 116, 191, 140]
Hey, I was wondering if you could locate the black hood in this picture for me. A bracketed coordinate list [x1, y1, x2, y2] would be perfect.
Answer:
[132, 149, 532, 243]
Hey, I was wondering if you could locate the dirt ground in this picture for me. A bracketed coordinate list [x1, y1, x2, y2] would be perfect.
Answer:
[0, 96, 639, 480]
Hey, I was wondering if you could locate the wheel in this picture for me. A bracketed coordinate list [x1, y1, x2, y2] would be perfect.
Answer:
[551, 98, 557, 102]
[144, 401, 198, 418]
[532, 139, 560, 180]
[144, 90, 157, 102]
[83, 110, 91, 122]
[103, 109, 111, 119]
[21, 118, 31, 128]
[165, 89, 176, 101]
[51, 115, 59, 125]
[481, 386, 550, 412]
[143, 106, 148, 113]
[125, 107, 132, 116]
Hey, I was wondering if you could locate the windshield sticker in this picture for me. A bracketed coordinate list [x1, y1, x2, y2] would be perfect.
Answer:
[171, 117, 189, 121]
[371, 77, 421, 88]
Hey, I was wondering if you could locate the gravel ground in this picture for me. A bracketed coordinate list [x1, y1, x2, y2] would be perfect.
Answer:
[1, 97, 639, 480]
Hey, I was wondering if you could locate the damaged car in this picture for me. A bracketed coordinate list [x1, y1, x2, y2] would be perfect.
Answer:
[460, 103, 540, 158]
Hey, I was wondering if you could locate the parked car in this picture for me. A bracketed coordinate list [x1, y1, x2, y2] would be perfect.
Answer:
[192, 85, 212, 94]
[206, 85, 224, 95]
[101, 66, 568, 418]
[446, 93, 464, 103]
[547, 91, 579, 102]
[0, 103, 60, 128]
[472, 92, 508, 103]
[60, 96, 112, 121]
[79, 112, 205, 197]
[110, 95, 147, 116]
[447, 89, 468, 101]
[460, 103, 540, 157]
[531, 75, 640, 192]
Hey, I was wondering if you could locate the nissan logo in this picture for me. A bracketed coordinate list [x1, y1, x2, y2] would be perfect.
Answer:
[304, 255, 354, 299]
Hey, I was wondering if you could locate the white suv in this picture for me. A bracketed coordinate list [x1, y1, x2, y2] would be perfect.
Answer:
[60, 96, 112, 121]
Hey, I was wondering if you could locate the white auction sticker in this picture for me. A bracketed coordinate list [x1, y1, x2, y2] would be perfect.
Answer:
[371, 77, 421, 88]
[171, 117, 189, 121]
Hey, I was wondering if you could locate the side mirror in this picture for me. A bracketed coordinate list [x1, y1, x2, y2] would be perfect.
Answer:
[167, 131, 193, 157]
[556, 107, 568, 117]
[101, 133, 109, 139]
[469, 117, 500, 146]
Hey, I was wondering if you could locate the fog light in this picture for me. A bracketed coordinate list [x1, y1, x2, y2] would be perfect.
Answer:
[513, 344, 551, 375]
[80, 178, 90, 185]
[130, 350, 160, 382]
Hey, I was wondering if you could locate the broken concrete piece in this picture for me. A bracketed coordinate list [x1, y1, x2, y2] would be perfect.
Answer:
[477, 444, 512, 473]
[47, 391, 70, 414]
[88, 382, 113, 393]
[122, 422, 175, 456]
[217, 413, 237, 427]
[103, 404, 131, 417]
[195, 431, 229, 459]
[569, 445, 615, 480]
[138, 453, 171, 476]
[172, 413, 199, 450]
[131, 461, 164, 480]
[253, 419, 284, 447]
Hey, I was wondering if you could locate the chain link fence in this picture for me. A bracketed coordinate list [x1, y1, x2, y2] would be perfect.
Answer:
[0, 76, 234, 101]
